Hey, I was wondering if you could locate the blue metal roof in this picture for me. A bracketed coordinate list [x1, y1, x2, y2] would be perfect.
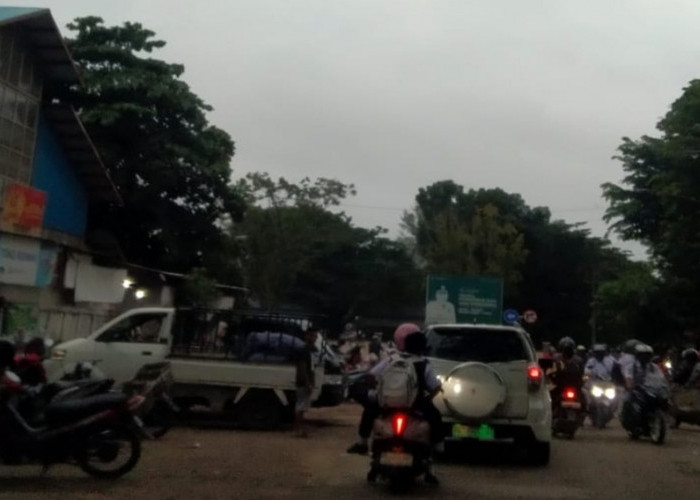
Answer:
[0, 6, 80, 84]
[0, 6, 47, 23]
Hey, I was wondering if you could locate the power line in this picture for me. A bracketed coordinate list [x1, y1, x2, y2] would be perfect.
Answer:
[334, 203, 606, 214]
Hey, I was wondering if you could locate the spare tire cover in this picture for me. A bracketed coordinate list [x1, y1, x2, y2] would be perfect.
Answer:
[441, 362, 506, 419]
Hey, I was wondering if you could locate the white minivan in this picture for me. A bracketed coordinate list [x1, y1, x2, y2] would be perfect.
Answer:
[425, 323, 552, 465]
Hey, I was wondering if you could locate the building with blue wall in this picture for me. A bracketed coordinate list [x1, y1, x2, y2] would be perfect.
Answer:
[0, 7, 121, 336]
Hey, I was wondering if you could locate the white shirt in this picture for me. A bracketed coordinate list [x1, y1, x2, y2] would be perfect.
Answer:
[585, 358, 611, 381]
[370, 354, 442, 392]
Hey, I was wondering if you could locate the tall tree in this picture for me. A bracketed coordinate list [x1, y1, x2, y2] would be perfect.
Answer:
[403, 181, 636, 346]
[404, 181, 528, 291]
[602, 79, 700, 329]
[60, 17, 245, 276]
[235, 174, 423, 327]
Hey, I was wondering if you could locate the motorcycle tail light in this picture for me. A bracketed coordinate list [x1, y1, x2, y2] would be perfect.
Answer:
[392, 414, 406, 436]
[563, 388, 577, 400]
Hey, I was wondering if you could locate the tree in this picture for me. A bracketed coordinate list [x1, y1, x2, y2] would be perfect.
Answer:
[60, 17, 245, 276]
[603, 79, 700, 329]
[404, 181, 529, 291]
[235, 174, 423, 327]
[403, 181, 638, 346]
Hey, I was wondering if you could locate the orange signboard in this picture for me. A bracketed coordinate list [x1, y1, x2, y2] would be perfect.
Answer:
[1, 183, 47, 236]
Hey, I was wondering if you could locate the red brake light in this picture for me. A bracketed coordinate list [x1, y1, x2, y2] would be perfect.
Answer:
[563, 388, 577, 400]
[527, 366, 542, 381]
[392, 414, 406, 436]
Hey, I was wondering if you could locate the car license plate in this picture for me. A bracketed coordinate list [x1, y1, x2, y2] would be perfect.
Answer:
[379, 452, 413, 467]
[561, 401, 581, 409]
[451, 423, 495, 440]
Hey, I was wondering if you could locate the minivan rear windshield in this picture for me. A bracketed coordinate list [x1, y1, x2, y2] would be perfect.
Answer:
[426, 327, 530, 363]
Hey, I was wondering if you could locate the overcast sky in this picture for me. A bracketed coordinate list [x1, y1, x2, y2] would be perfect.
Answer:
[15, 0, 700, 258]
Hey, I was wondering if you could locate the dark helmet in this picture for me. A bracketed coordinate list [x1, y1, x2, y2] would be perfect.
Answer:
[634, 343, 654, 364]
[622, 339, 641, 354]
[592, 343, 607, 360]
[681, 348, 699, 362]
[0, 340, 16, 370]
[24, 337, 46, 357]
[558, 337, 576, 358]
[403, 331, 428, 355]
[558, 336, 575, 350]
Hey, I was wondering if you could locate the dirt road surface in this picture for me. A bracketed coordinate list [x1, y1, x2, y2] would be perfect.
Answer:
[1, 403, 700, 500]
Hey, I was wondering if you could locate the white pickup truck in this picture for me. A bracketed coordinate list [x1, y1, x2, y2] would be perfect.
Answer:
[45, 307, 345, 428]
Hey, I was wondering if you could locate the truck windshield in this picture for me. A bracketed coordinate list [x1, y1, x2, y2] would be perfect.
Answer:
[426, 327, 530, 363]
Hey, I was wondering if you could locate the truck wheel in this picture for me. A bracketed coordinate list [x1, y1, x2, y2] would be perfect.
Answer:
[237, 390, 283, 429]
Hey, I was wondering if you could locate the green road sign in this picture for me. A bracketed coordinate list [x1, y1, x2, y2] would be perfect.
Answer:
[425, 275, 503, 325]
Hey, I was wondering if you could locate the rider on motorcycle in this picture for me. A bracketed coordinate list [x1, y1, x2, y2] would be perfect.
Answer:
[346, 323, 442, 484]
[672, 348, 699, 386]
[625, 344, 667, 392]
[584, 344, 612, 381]
[547, 337, 585, 408]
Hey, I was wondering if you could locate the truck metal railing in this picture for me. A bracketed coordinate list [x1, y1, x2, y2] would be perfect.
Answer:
[169, 308, 329, 363]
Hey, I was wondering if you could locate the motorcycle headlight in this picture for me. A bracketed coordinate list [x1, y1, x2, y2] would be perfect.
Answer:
[591, 386, 604, 398]
[604, 388, 616, 400]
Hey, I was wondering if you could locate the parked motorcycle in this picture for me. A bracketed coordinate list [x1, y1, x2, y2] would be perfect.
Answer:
[552, 386, 584, 439]
[621, 385, 670, 444]
[367, 410, 432, 489]
[51, 360, 178, 439]
[669, 384, 700, 429]
[584, 380, 618, 429]
[0, 375, 146, 478]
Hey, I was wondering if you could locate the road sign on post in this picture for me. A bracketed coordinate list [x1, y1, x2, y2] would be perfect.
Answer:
[503, 309, 519, 324]
[425, 275, 503, 325]
[522, 310, 538, 324]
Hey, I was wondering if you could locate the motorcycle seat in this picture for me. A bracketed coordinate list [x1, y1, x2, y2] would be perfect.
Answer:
[44, 393, 128, 423]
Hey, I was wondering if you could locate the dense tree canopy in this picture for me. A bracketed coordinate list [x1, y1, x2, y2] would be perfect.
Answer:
[60, 17, 245, 276]
[603, 79, 700, 331]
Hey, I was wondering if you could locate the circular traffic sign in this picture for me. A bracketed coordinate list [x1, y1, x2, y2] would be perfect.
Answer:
[522, 309, 538, 324]
[503, 309, 519, 324]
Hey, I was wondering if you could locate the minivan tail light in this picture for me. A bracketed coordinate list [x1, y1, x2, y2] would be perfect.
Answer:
[527, 364, 542, 391]
[392, 414, 406, 436]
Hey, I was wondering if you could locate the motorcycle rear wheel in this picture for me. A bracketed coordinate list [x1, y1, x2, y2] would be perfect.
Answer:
[77, 424, 141, 479]
[649, 411, 667, 445]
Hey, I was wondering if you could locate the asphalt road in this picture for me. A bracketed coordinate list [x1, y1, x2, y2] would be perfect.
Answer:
[1, 403, 699, 500]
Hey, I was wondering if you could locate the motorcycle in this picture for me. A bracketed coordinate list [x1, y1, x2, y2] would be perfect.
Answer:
[51, 360, 178, 439]
[0, 374, 146, 478]
[122, 362, 179, 439]
[621, 385, 670, 444]
[552, 386, 584, 439]
[669, 384, 700, 428]
[584, 380, 618, 429]
[367, 410, 432, 489]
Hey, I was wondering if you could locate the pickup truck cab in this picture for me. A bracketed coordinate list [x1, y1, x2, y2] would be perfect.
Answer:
[46, 307, 344, 428]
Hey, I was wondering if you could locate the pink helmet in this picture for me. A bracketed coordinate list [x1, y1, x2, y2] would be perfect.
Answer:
[394, 323, 420, 351]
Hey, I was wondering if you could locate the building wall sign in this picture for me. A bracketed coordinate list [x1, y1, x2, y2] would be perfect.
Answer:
[0, 182, 47, 237]
[0, 233, 58, 287]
